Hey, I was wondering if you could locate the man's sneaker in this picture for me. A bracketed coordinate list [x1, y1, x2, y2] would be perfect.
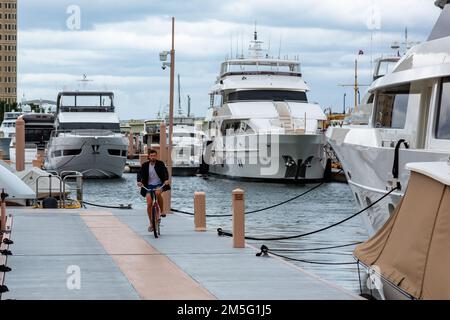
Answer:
[148, 226, 154, 232]
[161, 214, 167, 218]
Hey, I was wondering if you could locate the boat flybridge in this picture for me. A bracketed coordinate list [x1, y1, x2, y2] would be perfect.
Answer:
[44, 91, 128, 178]
[205, 32, 328, 181]
[326, 1, 450, 236]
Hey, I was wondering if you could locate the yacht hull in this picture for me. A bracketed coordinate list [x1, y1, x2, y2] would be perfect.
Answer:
[329, 139, 448, 236]
[172, 166, 199, 177]
[207, 133, 326, 182]
[45, 134, 128, 179]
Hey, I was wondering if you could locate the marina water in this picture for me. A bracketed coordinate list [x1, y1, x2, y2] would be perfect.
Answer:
[82, 174, 367, 294]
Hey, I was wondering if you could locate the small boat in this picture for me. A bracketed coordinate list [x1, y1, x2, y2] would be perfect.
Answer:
[0, 160, 35, 205]
[172, 121, 206, 176]
[16, 167, 69, 200]
[354, 161, 450, 300]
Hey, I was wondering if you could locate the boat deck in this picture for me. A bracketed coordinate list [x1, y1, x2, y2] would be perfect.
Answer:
[1, 208, 360, 300]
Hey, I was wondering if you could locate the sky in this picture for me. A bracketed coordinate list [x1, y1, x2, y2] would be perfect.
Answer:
[17, 0, 442, 120]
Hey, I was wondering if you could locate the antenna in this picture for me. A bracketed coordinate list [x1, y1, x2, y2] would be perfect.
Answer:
[77, 74, 93, 90]
[230, 34, 233, 60]
[177, 74, 182, 116]
[278, 35, 282, 59]
[248, 22, 264, 59]
[241, 30, 244, 58]
[236, 33, 239, 59]
[187, 95, 191, 118]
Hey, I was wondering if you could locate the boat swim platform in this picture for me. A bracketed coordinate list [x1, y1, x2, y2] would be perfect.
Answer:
[1, 208, 360, 300]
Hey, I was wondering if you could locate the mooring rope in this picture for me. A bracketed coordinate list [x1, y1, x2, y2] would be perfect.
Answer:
[260, 250, 358, 266]
[171, 182, 325, 217]
[82, 201, 132, 210]
[262, 242, 363, 253]
[217, 186, 399, 241]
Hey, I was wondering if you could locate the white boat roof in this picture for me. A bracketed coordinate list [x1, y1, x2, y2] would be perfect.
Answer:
[58, 112, 119, 123]
[406, 162, 450, 186]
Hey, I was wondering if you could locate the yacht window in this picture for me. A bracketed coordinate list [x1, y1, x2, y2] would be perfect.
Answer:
[52, 150, 62, 158]
[226, 90, 307, 103]
[174, 133, 195, 138]
[436, 78, 450, 140]
[214, 94, 223, 108]
[59, 123, 120, 131]
[63, 149, 82, 156]
[221, 120, 254, 135]
[374, 85, 410, 129]
[60, 94, 114, 112]
[108, 149, 122, 156]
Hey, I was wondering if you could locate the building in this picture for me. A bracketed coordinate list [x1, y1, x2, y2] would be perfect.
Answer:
[0, 0, 17, 104]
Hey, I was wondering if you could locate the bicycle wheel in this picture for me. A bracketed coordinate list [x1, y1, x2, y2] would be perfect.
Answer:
[151, 205, 159, 238]
[156, 204, 161, 236]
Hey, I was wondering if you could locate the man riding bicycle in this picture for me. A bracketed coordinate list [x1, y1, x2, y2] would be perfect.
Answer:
[137, 149, 171, 232]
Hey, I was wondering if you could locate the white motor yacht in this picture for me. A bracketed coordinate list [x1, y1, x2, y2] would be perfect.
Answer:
[326, 1, 450, 236]
[172, 120, 206, 176]
[205, 32, 328, 182]
[0, 111, 22, 143]
[44, 91, 128, 178]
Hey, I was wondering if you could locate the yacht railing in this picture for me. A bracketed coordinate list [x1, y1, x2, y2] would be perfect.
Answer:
[51, 129, 123, 138]
[220, 71, 302, 78]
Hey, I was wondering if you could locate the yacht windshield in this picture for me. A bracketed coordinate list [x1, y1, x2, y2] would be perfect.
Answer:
[59, 123, 120, 131]
[436, 78, 450, 139]
[225, 90, 307, 103]
[59, 93, 114, 112]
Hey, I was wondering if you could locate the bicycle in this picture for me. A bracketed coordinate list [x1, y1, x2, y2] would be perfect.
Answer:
[141, 185, 164, 238]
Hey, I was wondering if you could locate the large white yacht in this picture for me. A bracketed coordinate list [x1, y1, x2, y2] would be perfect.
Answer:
[327, 1, 450, 236]
[0, 111, 22, 141]
[205, 32, 328, 182]
[44, 91, 128, 178]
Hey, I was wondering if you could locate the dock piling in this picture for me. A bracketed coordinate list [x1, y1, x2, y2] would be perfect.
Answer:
[15, 116, 25, 172]
[232, 188, 245, 248]
[1, 189, 7, 234]
[194, 192, 206, 231]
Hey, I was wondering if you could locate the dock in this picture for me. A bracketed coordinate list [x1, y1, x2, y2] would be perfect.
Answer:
[0, 207, 360, 300]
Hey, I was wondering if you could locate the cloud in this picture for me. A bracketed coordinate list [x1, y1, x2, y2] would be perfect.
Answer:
[17, 0, 442, 117]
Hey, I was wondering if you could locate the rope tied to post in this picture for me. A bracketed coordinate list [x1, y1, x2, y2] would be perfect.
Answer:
[217, 186, 399, 241]
[172, 182, 325, 217]
[82, 201, 132, 210]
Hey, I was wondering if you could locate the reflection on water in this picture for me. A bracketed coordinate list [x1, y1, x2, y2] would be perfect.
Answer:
[82, 174, 367, 294]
